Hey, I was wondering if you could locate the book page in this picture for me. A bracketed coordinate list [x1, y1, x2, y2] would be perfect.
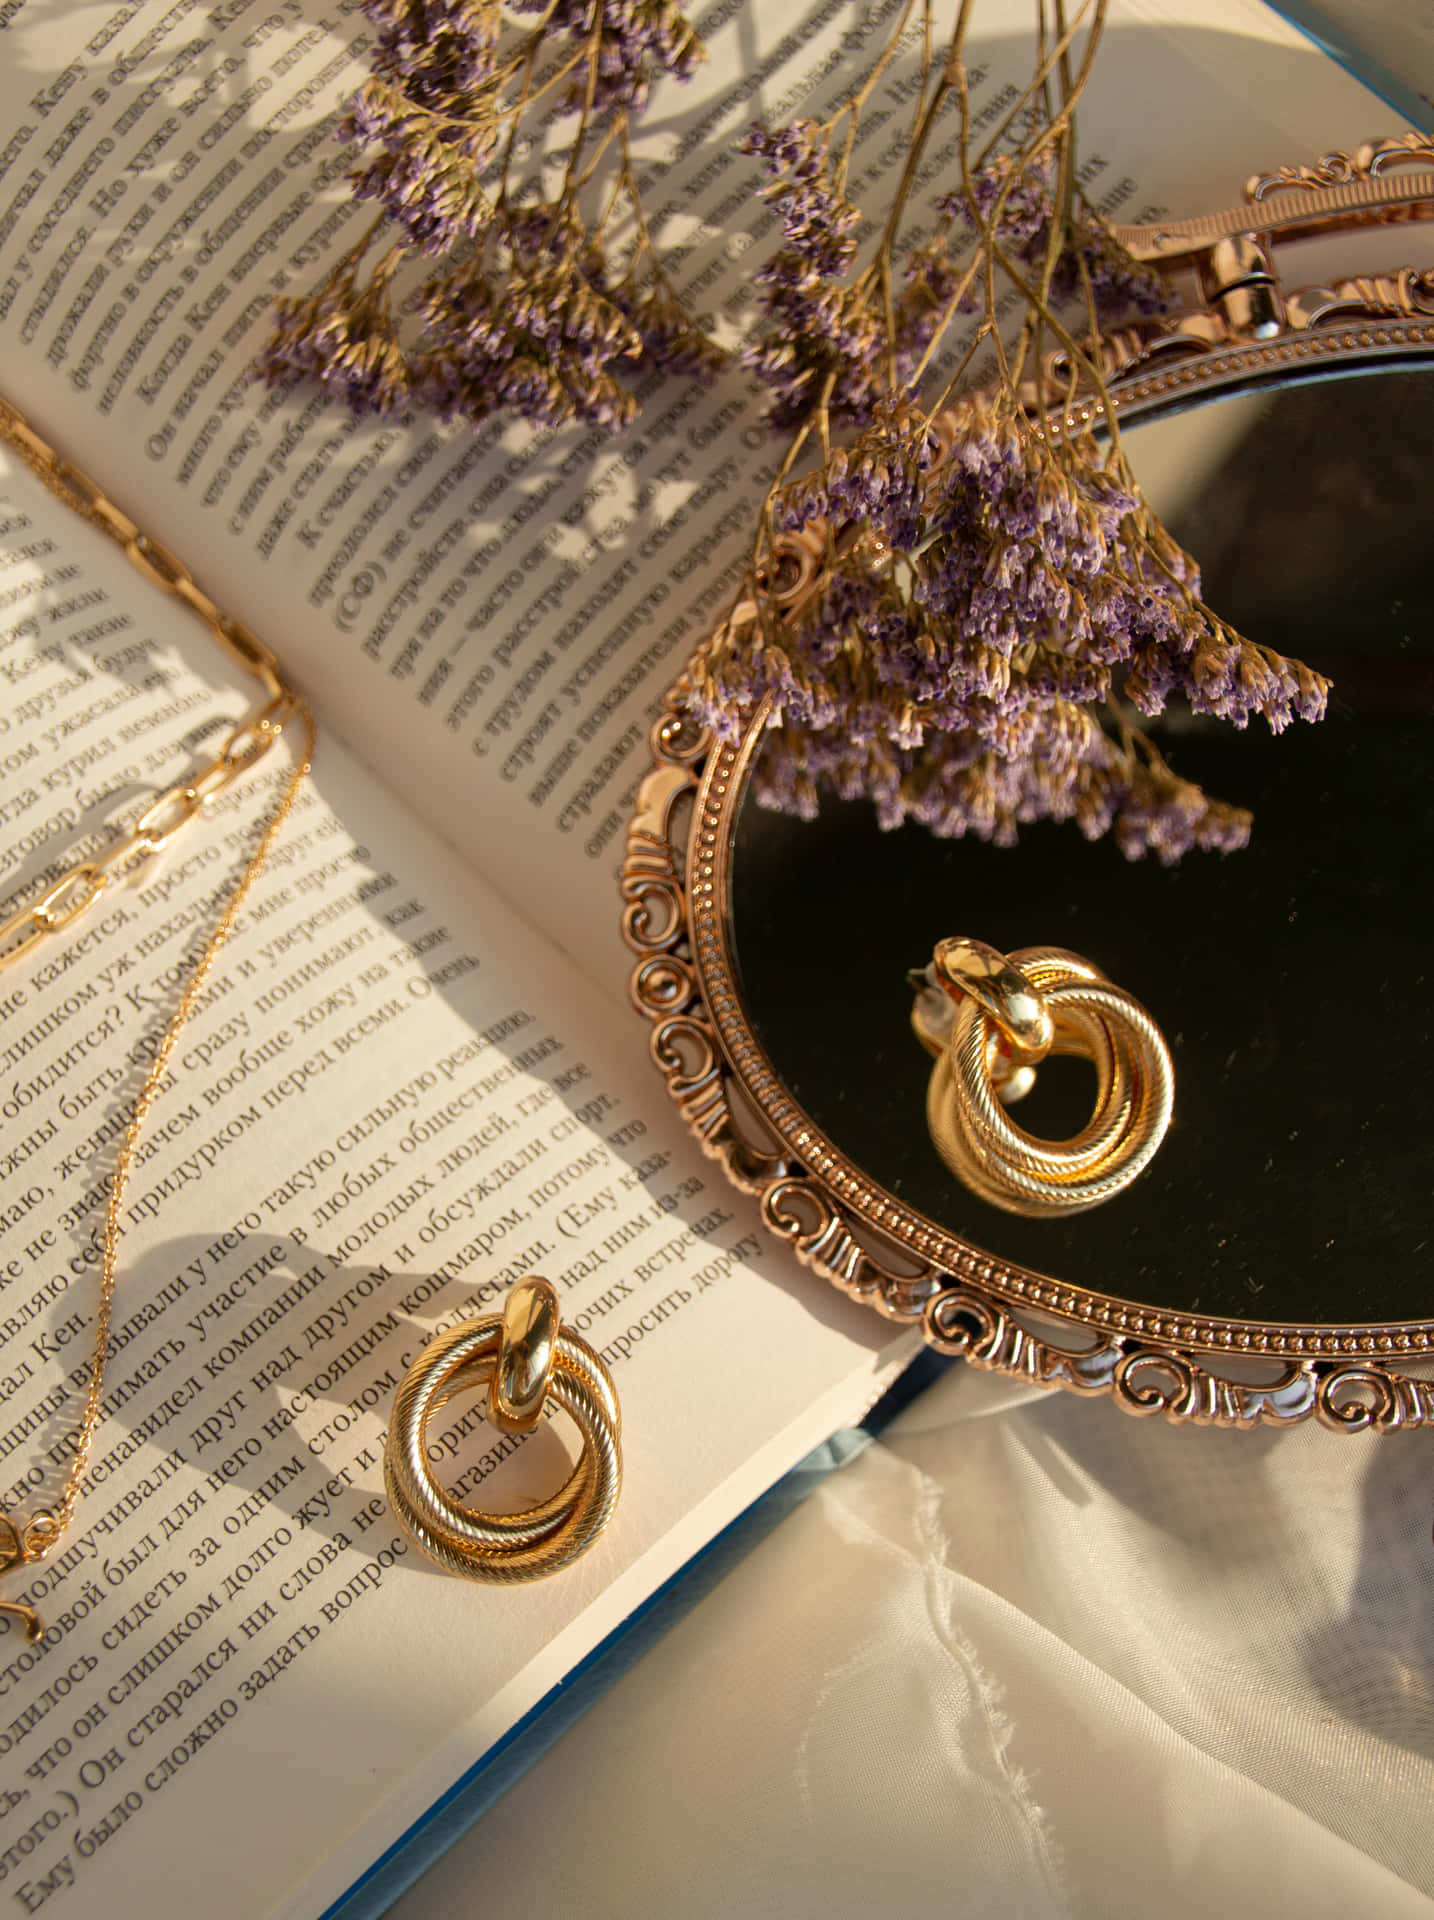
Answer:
[0, 450, 908, 1918]
[0, 0, 1390, 992]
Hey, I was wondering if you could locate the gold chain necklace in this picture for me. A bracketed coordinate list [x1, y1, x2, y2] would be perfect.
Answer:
[0, 394, 314, 1640]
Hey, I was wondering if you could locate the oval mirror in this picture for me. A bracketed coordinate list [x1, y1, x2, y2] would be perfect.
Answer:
[624, 138, 1434, 1434]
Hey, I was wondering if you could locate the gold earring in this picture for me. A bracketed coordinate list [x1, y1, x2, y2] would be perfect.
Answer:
[386, 1279, 622, 1582]
[911, 937, 1174, 1218]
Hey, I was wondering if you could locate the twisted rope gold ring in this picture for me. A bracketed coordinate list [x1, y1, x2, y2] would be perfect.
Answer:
[385, 1279, 622, 1582]
[911, 937, 1174, 1218]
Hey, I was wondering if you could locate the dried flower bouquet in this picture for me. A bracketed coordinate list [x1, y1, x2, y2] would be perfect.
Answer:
[684, 0, 1330, 860]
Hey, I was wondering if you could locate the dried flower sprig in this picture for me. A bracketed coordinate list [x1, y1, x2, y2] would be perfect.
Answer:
[257, 0, 723, 429]
[685, 0, 1329, 862]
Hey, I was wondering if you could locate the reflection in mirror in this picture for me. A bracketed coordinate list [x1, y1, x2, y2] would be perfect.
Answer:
[731, 366, 1434, 1328]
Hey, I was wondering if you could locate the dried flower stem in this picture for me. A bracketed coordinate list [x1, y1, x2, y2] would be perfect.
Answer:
[834, 0, 931, 193]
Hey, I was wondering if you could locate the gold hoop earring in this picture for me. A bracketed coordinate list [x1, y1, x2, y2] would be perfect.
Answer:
[911, 937, 1174, 1218]
[385, 1279, 622, 1582]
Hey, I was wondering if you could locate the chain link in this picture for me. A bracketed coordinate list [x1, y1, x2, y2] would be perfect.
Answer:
[0, 393, 299, 977]
[0, 398, 285, 701]
[0, 391, 314, 1618]
[0, 691, 302, 974]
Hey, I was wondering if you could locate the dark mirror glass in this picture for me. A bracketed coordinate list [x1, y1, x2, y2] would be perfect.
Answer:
[730, 366, 1434, 1327]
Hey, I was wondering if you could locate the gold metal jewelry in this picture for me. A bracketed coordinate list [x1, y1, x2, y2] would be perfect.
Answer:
[0, 393, 313, 1635]
[0, 396, 297, 977]
[911, 937, 1174, 1218]
[385, 1279, 623, 1583]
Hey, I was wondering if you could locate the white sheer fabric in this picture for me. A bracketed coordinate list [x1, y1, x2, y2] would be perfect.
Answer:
[391, 1365, 1434, 1917]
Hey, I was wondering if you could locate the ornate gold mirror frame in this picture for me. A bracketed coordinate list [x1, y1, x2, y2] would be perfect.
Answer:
[623, 136, 1434, 1436]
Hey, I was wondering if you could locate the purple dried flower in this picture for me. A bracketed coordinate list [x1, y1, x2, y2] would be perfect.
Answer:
[409, 254, 646, 430]
[1066, 224, 1173, 320]
[1107, 751, 1252, 864]
[742, 121, 822, 174]
[350, 133, 495, 254]
[940, 152, 1055, 251]
[741, 116, 879, 428]
[777, 399, 934, 549]
[262, 0, 712, 433]
[256, 268, 411, 416]
[741, 265, 886, 430]
[363, 0, 502, 100]
[600, 274, 726, 383]
[939, 154, 1173, 325]
[748, 125, 862, 279]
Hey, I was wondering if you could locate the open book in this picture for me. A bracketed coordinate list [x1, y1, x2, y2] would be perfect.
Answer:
[0, 0, 1385, 1913]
